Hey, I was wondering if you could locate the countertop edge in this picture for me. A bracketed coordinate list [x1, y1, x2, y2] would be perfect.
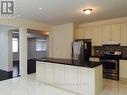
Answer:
[36, 58, 102, 68]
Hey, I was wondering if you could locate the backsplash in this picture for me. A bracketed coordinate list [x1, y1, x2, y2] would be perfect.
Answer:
[93, 46, 127, 58]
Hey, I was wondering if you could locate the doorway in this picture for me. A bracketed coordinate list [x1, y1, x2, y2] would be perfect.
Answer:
[27, 29, 49, 74]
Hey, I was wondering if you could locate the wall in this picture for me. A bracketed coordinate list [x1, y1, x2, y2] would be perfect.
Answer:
[0, 27, 12, 71]
[94, 46, 127, 58]
[49, 23, 74, 59]
[0, 18, 52, 76]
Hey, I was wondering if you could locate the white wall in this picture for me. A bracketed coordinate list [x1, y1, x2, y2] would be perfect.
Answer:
[0, 28, 12, 71]
[0, 18, 52, 76]
[49, 23, 74, 59]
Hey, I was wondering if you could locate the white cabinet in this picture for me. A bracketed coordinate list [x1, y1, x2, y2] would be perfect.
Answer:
[76, 28, 84, 39]
[36, 61, 45, 81]
[64, 65, 79, 91]
[44, 63, 54, 83]
[84, 27, 92, 39]
[110, 24, 121, 42]
[102, 24, 111, 43]
[120, 60, 127, 79]
[91, 26, 102, 46]
[78, 67, 90, 94]
[54, 64, 64, 85]
[121, 23, 127, 46]
[76, 28, 92, 39]
[101, 24, 121, 44]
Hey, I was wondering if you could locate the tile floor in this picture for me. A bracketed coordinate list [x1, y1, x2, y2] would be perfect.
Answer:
[0, 74, 127, 95]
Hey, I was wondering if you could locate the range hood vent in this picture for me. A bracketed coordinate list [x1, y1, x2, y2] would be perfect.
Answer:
[102, 41, 120, 46]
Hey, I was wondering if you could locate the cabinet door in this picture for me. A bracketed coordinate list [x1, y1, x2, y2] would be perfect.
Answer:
[91, 26, 102, 46]
[110, 24, 121, 42]
[79, 67, 90, 94]
[84, 27, 92, 39]
[64, 65, 79, 91]
[102, 24, 110, 43]
[36, 61, 45, 81]
[120, 60, 127, 79]
[44, 63, 54, 83]
[76, 28, 85, 39]
[121, 23, 127, 46]
[76, 28, 92, 39]
[54, 64, 64, 85]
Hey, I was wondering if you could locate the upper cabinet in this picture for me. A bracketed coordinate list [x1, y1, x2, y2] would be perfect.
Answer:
[76, 27, 92, 39]
[121, 23, 127, 46]
[84, 27, 92, 39]
[101, 24, 121, 44]
[76, 23, 127, 46]
[110, 24, 121, 42]
[76, 28, 84, 39]
[102, 25, 111, 43]
[91, 26, 102, 46]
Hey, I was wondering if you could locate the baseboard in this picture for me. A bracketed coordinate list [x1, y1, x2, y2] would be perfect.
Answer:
[0, 70, 13, 81]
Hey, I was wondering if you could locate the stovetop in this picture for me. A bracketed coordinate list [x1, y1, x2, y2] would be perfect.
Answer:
[101, 51, 122, 60]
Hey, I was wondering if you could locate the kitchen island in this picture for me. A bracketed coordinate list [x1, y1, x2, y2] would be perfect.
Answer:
[36, 58, 103, 95]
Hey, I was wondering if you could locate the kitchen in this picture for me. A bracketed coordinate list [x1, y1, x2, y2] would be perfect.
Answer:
[36, 18, 127, 95]
[0, 1, 127, 95]
[77, 22, 127, 81]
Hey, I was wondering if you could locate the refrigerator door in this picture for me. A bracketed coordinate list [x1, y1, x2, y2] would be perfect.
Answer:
[72, 41, 82, 60]
[72, 41, 84, 65]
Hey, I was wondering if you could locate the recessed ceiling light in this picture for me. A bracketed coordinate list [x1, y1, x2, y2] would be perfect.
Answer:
[83, 9, 92, 15]
[39, 8, 42, 10]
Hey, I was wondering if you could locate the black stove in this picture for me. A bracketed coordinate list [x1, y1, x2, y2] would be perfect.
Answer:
[100, 51, 121, 80]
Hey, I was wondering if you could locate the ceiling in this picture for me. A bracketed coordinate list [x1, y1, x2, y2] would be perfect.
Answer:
[15, 0, 127, 25]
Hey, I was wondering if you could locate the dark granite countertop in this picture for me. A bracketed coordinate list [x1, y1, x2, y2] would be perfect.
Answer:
[90, 56, 102, 58]
[91, 55, 127, 60]
[36, 57, 102, 68]
[119, 56, 127, 60]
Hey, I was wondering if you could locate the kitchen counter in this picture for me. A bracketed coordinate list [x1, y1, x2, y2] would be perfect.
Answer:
[36, 57, 102, 68]
[120, 57, 127, 60]
[91, 55, 127, 60]
[36, 58, 103, 95]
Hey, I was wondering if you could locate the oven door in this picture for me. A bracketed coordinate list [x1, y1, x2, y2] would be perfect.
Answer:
[101, 59, 119, 74]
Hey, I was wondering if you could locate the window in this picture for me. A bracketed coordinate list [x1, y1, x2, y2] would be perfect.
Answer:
[12, 38, 18, 52]
[36, 39, 47, 51]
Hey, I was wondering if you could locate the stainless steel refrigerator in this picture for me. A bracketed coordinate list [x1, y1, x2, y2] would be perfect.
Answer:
[72, 39, 91, 65]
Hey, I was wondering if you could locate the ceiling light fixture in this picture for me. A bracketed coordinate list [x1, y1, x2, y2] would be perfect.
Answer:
[83, 9, 92, 15]
[39, 8, 42, 10]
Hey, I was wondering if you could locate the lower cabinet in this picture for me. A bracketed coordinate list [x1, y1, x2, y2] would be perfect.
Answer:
[120, 60, 127, 79]
[43, 63, 54, 83]
[36, 61, 103, 95]
[64, 65, 79, 91]
[54, 64, 64, 85]
[27, 59, 36, 74]
[78, 67, 91, 95]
